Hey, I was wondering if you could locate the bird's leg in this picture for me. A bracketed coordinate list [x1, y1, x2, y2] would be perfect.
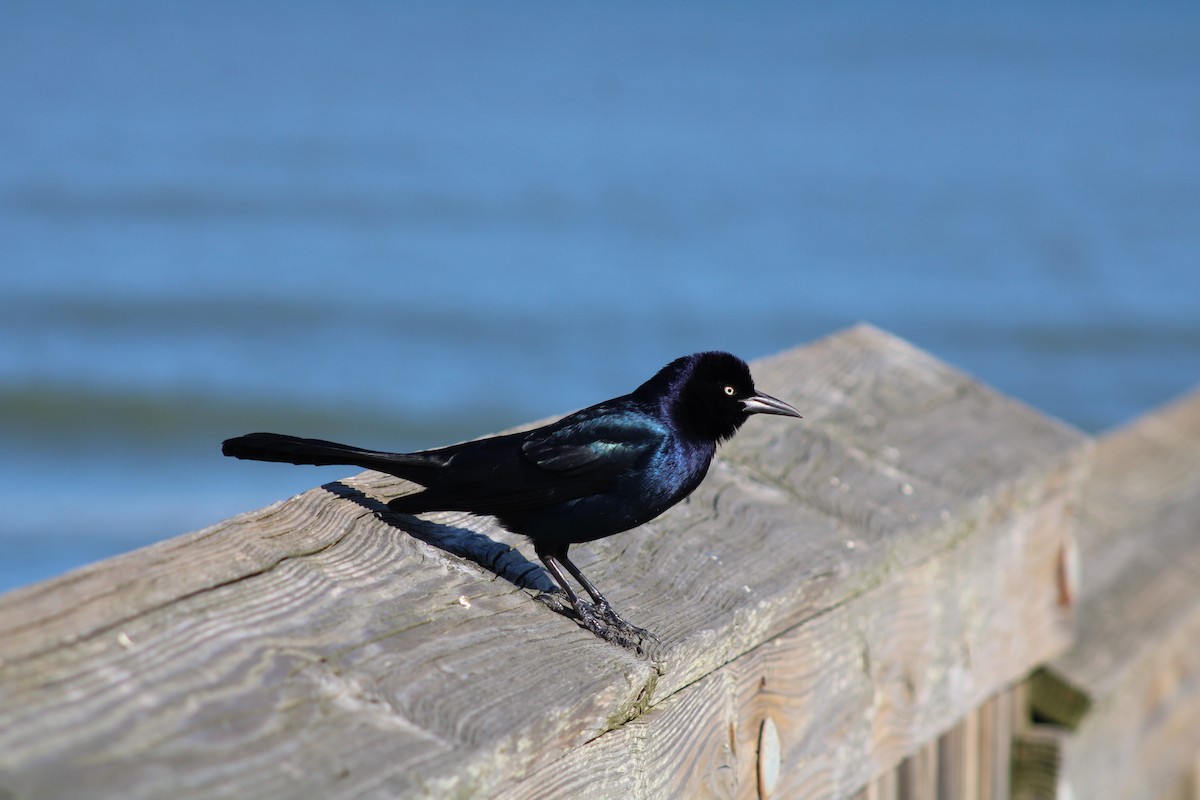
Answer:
[535, 545, 658, 648]
[536, 550, 609, 636]
[557, 551, 656, 639]
[552, 546, 658, 644]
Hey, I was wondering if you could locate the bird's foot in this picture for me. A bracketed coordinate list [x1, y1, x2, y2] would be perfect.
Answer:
[535, 589, 572, 615]
[535, 592, 659, 656]
[593, 600, 659, 644]
[574, 600, 658, 654]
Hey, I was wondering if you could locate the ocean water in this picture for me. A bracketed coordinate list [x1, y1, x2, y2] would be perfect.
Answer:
[2, 2, 1198, 592]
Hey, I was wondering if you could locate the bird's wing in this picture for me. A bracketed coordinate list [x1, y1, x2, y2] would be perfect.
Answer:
[392, 406, 668, 518]
[521, 409, 666, 476]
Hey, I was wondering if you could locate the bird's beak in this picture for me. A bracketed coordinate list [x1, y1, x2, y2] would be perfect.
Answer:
[742, 391, 802, 418]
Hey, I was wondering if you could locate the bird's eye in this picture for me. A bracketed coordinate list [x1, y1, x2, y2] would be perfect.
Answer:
[723, 385, 736, 396]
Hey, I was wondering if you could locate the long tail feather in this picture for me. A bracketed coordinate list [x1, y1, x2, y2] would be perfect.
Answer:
[222, 432, 435, 479]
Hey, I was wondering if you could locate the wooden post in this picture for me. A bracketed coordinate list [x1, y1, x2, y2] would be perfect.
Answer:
[0, 326, 1087, 799]
[1019, 387, 1200, 800]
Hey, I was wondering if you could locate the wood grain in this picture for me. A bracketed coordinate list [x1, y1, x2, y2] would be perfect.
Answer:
[0, 325, 1088, 799]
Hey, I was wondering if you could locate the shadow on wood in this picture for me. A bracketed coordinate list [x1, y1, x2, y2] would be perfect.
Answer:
[326, 479, 557, 596]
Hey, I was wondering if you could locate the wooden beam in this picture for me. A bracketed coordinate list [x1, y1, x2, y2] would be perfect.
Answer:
[0, 325, 1087, 798]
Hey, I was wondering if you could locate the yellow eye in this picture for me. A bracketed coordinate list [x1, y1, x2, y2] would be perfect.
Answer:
[723, 385, 736, 396]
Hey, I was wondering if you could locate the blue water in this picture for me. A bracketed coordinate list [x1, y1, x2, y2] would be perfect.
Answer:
[2, 2, 1198, 592]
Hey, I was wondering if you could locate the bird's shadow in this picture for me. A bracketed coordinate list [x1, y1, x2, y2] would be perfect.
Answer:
[321, 481, 662, 660]
[321, 481, 558, 596]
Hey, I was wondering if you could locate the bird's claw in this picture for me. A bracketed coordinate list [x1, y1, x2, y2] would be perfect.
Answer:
[593, 600, 659, 643]
[573, 600, 660, 654]
[535, 590, 571, 615]
[536, 590, 659, 654]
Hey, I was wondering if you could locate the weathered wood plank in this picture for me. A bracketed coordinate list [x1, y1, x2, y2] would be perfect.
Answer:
[0, 325, 1088, 799]
[1030, 386, 1200, 800]
[491, 450, 1079, 799]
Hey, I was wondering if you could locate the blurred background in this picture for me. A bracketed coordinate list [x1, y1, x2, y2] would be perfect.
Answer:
[2, 2, 1197, 592]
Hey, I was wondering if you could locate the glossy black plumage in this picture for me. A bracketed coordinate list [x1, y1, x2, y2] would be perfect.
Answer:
[222, 351, 801, 646]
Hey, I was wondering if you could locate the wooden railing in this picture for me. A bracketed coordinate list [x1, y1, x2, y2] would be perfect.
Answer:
[1, 325, 1196, 799]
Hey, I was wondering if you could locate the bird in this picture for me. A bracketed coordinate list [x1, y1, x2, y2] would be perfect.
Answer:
[222, 351, 801, 647]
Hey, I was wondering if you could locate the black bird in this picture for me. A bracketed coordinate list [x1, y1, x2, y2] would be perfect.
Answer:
[222, 352, 801, 645]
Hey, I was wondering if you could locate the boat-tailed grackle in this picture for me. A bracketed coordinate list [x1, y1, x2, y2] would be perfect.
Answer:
[222, 351, 801, 649]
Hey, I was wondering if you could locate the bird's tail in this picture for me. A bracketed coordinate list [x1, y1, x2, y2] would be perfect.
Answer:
[222, 432, 436, 479]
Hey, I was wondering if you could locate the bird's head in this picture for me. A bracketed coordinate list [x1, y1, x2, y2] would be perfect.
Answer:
[639, 351, 802, 443]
